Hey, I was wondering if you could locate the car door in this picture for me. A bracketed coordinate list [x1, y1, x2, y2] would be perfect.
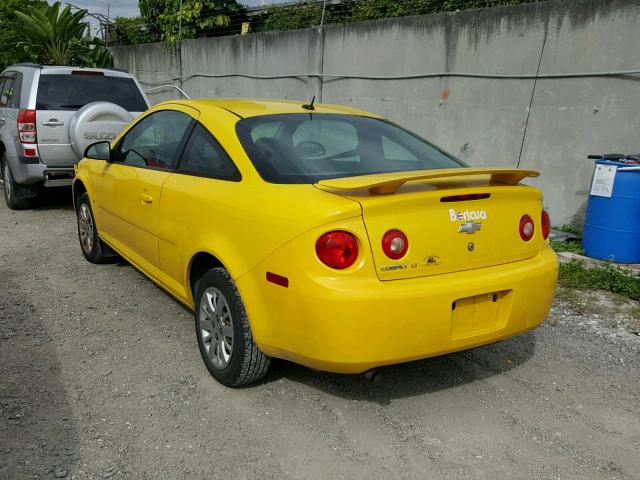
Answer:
[157, 121, 242, 301]
[94, 108, 196, 273]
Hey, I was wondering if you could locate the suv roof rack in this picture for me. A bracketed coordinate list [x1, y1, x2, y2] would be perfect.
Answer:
[8, 63, 129, 74]
[11, 63, 43, 68]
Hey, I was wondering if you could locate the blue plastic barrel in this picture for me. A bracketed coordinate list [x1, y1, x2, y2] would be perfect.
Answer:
[582, 160, 640, 263]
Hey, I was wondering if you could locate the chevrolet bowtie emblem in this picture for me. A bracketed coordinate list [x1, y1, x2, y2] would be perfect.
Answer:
[458, 222, 482, 234]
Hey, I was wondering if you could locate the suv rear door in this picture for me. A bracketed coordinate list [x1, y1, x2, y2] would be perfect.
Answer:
[36, 69, 149, 166]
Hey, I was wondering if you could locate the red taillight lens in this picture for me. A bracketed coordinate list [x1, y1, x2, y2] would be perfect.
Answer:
[17, 109, 37, 144]
[382, 229, 408, 259]
[315, 231, 359, 269]
[541, 210, 551, 240]
[519, 215, 535, 241]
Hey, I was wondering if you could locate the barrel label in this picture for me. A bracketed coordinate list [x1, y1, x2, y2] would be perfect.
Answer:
[590, 164, 617, 198]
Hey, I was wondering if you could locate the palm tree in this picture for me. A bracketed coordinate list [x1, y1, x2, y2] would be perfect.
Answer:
[15, 2, 112, 67]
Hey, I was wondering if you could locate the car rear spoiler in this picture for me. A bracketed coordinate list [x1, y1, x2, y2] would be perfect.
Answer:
[316, 168, 540, 195]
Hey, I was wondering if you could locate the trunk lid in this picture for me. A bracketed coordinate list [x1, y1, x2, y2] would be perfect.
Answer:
[316, 168, 544, 281]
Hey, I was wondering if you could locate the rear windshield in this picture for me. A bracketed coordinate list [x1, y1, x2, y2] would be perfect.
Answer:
[36, 74, 148, 111]
[235, 113, 465, 184]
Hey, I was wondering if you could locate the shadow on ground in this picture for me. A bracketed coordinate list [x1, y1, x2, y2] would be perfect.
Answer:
[31, 187, 74, 211]
[109, 254, 536, 404]
[257, 333, 536, 404]
[0, 269, 79, 479]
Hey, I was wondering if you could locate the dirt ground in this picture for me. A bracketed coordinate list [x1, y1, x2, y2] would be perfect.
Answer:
[1, 189, 639, 480]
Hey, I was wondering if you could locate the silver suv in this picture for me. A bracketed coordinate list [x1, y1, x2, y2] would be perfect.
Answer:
[0, 64, 150, 209]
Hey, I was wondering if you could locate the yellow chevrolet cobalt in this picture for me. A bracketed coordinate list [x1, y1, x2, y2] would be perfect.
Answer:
[73, 99, 558, 387]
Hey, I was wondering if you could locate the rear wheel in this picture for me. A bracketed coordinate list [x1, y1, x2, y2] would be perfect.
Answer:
[2, 155, 30, 210]
[195, 268, 270, 387]
[76, 192, 111, 264]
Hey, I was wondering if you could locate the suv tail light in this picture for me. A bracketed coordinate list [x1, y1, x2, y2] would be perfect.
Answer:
[17, 109, 37, 144]
[382, 229, 409, 259]
[519, 215, 535, 241]
[541, 210, 551, 240]
[315, 231, 359, 269]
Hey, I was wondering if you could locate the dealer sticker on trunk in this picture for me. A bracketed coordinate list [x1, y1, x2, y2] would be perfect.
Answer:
[449, 208, 487, 222]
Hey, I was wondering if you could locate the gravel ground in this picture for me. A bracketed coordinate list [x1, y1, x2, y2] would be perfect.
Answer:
[1, 189, 639, 480]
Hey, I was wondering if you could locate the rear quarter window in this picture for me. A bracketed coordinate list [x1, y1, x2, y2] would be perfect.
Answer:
[36, 74, 148, 111]
[0, 76, 14, 107]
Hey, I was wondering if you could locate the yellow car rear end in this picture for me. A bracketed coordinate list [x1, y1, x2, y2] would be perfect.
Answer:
[236, 173, 558, 374]
[74, 98, 558, 386]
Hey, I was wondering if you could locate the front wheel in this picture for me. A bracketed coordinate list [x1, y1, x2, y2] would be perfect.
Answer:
[76, 192, 111, 264]
[195, 268, 270, 387]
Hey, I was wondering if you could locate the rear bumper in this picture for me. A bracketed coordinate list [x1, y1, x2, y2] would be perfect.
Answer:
[11, 160, 74, 186]
[237, 247, 558, 373]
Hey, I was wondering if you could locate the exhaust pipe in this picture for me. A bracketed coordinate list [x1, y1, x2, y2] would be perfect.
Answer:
[363, 369, 381, 382]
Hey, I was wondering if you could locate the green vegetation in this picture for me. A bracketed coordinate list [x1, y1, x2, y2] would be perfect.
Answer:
[551, 240, 585, 256]
[13, 2, 112, 67]
[558, 260, 640, 302]
[128, 0, 547, 45]
[137, 0, 246, 47]
[265, 1, 325, 31]
[107, 16, 158, 46]
[0, 0, 47, 70]
[555, 224, 582, 235]
[263, 0, 545, 31]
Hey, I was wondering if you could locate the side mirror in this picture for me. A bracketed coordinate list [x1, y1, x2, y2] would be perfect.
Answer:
[84, 141, 112, 162]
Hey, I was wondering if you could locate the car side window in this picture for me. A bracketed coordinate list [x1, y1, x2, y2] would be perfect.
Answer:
[382, 135, 419, 162]
[0, 76, 14, 107]
[178, 123, 240, 180]
[0, 78, 6, 106]
[7, 73, 22, 109]
[115, 110, 192, 170]
[292, 119, 359, 161]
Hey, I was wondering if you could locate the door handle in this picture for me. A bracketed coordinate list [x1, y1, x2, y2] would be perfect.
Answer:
[139, 193, 153, 204]
[0, 117, 5, 124]
[42, 120, 64, 127]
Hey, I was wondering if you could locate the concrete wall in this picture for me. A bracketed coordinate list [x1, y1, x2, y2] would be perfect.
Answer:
[111, 0, 640, 226]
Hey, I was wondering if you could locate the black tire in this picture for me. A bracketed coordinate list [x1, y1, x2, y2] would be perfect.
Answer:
[76, 192, 111, 264]
[2, 154, 30, 210]
[195, 267, 270, 387]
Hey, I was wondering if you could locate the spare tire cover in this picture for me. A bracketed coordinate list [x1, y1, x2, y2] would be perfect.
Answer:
[69, 102, 134, 159]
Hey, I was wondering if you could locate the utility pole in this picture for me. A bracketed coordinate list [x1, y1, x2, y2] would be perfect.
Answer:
[178, 0, 183, 41]
[320, 0, 327, 27]
[177, 0, 184, 94]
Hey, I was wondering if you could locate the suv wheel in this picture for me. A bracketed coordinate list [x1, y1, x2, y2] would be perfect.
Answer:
[76, 192, 112, 263]
[195, 268, 270, 387]
[2, 155, 30, 210]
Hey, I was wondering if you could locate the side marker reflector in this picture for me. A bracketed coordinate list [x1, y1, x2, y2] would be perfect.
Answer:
[266, 272, 289, 288]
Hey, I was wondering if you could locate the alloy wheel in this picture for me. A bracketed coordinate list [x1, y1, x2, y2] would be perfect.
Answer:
[198, 287, 234, 369]
[78, 203, 94, 254]
[3, 161, 12, 201]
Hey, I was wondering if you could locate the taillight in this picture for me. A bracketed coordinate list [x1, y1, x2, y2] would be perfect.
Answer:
[541, 210, 551, 240]
[382, 229, 408, 259]
[315, 231, 358, 269]
[17, 109, 37, 144]
[519, 215, 535, 241]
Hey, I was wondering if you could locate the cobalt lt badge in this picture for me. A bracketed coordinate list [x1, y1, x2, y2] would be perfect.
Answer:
[468, 242, 475, 252]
